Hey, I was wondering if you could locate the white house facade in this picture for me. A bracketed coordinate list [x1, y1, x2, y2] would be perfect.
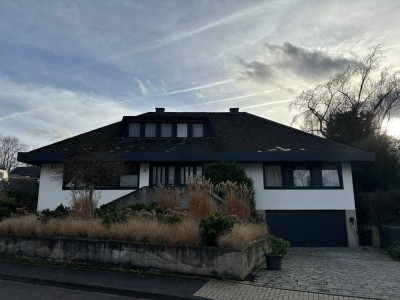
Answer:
[19, 108, 374, 247]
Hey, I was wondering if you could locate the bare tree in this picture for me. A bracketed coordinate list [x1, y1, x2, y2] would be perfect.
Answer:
[0, 135, 29, 172]
[291, 45, 400, 136]
[53, 145, 127, 216]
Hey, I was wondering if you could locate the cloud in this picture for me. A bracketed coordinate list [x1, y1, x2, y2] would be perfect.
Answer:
[178, 86, 297, 108]
[239, 42, 355, 83]
[134, 77, 148, 95]
[0, 77, 140, 148]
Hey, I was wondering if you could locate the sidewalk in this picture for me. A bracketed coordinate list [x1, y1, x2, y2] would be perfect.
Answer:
[0, 260, 208, 299]
[0, 259, 383, 300]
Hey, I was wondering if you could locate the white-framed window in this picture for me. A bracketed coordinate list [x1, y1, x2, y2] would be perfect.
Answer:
[192, 123, 204, 137]
[264, 165, 283, 187]
[161, 123, 172, 137]
[177, 123, 188, 137]
[129, 123, 140, 137]
[322, 165, 340, 187]
[145, 123, 156, 137]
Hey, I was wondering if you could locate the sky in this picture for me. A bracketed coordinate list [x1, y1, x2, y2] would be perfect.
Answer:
[1, 0, 400, 149]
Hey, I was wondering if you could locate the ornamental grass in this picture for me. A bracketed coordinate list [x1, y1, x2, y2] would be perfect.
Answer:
[0, 215, 201, 246]
[186, 176, 216, 221]
[217, 181, 253, 222]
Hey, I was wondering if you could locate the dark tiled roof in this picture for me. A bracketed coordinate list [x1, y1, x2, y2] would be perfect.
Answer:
[9, 167, 41, 178]
[20, 112, 373, 162]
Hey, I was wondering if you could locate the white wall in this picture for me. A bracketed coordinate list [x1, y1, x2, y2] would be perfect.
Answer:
[242, 163, 356, 210]
[37, 163, 149, 211]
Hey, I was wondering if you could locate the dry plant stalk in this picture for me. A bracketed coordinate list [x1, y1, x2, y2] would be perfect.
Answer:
[70, 189, 99, 218]
[0, 215, 201, 246]
[155, 184, 182, 210]
[186, 176, 216, 221]
[217, 181, 252, 222]
[218, 223, 268, 249]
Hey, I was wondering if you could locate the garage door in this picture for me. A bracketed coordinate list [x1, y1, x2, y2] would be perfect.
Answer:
[265, 210, 348, 247]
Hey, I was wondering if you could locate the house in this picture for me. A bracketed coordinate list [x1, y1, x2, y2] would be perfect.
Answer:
[18, 108, 374, 247]
[7, 167, 40, 192]
[0, 166, 8, 190]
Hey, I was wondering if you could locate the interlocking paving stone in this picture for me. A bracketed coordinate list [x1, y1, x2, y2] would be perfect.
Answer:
[195, 247, 400, 300]
[194, 280, 372, 300]
[248, 247, 400, 300]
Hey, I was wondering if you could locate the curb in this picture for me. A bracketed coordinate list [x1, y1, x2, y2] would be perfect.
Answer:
[0, 273, 203, 300]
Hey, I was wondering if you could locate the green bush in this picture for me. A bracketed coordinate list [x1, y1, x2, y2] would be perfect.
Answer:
[98, 205, 127, 227]
[266, 235, 290, 256]
[37, 204, 69, 224]
[0, 197, 17, 221]
[388, 241, 400, 260]
[6, 190, 38, 212]
[199, 214, 238, 246]
[355, 191, 400, 226]
[203, 162, 257, 217]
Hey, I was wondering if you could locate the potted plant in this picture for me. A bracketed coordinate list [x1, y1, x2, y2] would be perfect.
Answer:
[264, 235, 290, 270]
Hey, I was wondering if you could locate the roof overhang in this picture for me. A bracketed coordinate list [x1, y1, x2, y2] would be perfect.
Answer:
[17, 151, 374, 164]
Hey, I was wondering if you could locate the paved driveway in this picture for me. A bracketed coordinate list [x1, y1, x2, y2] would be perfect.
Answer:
[249, 247, 400, 299]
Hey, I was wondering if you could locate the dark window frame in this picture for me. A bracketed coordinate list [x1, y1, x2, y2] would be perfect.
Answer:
[263, 163, 343, 190]
[149, 163, 204, 186]
[125, 122, 207, 139]
[62, 163, 140, 191]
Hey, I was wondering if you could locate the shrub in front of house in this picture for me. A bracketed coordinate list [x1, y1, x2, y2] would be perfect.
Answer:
[356, 191, 400, 226]
[0, 197, 17, 221]
[199, 214, 238, 246]
[204, 162, 257, 217]
[388, 241, 400, 260]
[37, 204, 69, 224]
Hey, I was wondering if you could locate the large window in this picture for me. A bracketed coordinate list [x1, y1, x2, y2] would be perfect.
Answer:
[119, 164, 140, 188]
[264, 165, 283, 187]
[322, 165, 341, 187]
[151, 164, 202, 186]
[63, 163, 140, 190]
[263, 163, 342, 189]
[293, 166, 312, 188]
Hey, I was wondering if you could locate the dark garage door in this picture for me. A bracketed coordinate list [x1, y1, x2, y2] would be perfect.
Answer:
[265, 210, 348, 247]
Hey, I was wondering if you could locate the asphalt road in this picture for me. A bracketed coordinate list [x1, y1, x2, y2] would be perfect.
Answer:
[0, 279, 147, 300]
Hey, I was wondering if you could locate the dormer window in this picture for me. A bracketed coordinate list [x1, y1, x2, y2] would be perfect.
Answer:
[145, 123, 156, 137]
[127, 121, 206, 138]
[177, 123, 188, 137]
[161, 123, 172, 137]
[192, 123, 204, 137]
[129, 123, 140, 137]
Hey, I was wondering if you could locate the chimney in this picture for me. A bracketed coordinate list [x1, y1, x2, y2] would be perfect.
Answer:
[155, 107, 165, 113]
[229, 108, 239, 113]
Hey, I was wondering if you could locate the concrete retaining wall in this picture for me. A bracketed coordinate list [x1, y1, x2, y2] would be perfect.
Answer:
[0, 236, 267, 280]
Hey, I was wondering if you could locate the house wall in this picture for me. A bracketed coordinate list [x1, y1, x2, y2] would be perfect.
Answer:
[37, 164, 148, 211]
[242, 163, 356, 210]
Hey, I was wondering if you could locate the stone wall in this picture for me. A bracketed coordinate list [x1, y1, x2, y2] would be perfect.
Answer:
[0, 236, 267, 280]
